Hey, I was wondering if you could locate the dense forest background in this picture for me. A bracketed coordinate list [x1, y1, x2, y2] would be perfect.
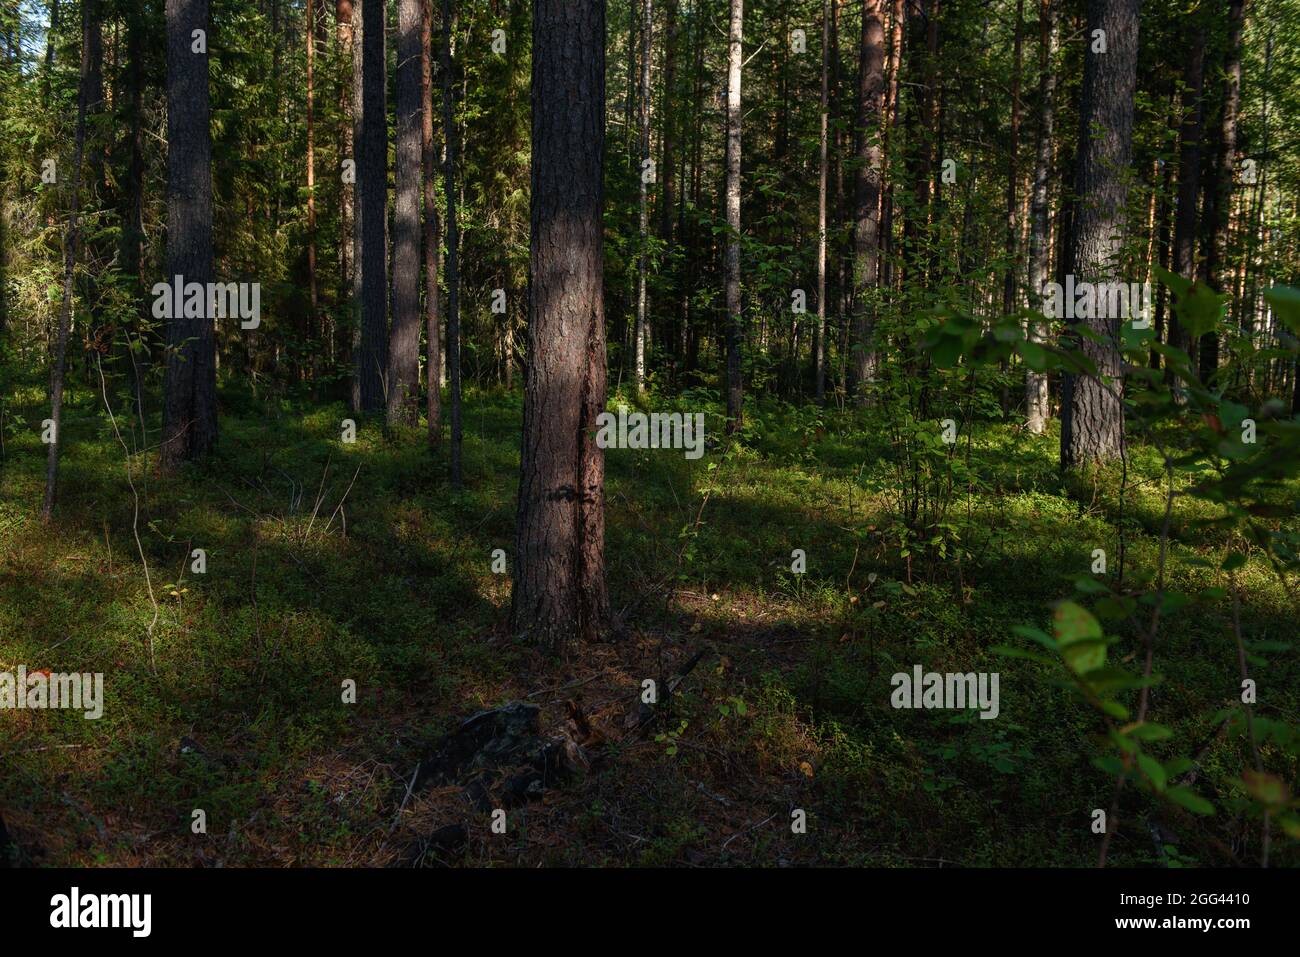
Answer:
[0, 0, 1298, 868]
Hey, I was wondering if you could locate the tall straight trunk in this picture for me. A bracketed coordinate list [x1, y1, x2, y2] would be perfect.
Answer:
[723, 0, 743, 431]
[336, 0, 354, 363]
[442, 0, 462, 485]
[814, 0, 830, 401]
[1170, 20, 1205, 376]
[388, 0, 422, 425]
[306, 0, 320, 372]
[422, 0, 442, 445]
[120, 2, 146, 324]
[512, 0, 610, 657]
[1060, 0, 1139, 470]
[660, 0, 680, 371]
[850, 0, 884, 401]
[902, 0, 937, 287]
[879, 0, 904, 294]
[1151, 135, 1174, 369]
[160, 0, 217, 469]
[42, 0, 93, 519]
[41, 0, 58, 108]
[1199, 0, 1245, 385]
[1000, 0, 1024, 414]
[1025, 0, 1057, 434]
[352, 0, 387, 413]
[634, 0, 651, 393]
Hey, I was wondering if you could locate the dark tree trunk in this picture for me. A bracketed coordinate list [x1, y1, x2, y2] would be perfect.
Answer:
[442, 0, 462, 485]
[851, 0, 885, 399]
[660, 0, 679, 368]
[160, 0, 218, 470]
[388, 0, 422, 425]
[42, 0, 94, 519]
[353, 0, 387, 413]
[1169, 23, 1204, 375]
[1199, 0, 1245, 385]
[634, 0, 651, 393]
[814, 0, 830, 402]
[1060, 0, 1140, 470]
[1025, 0, 1057, 434]
[724, 0, 743, 432]
[306, 0, 320, 379]
[512, 0, 610, 657]
[336, 0, 354, 363]
[422, 0, 442, 445]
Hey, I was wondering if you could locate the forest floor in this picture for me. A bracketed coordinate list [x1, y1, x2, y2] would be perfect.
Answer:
[0, 369, 1295, 867]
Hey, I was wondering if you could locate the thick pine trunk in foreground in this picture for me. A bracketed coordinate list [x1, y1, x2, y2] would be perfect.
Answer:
[512, 0, 610, 658]
[388, 0, 422, 425]
[1060, 0, 1139, 470]
[160, 0, 217, 470]
[723, 0, 743, 432]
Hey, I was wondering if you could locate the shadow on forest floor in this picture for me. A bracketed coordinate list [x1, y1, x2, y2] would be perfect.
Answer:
[0, 376, 1295, 867]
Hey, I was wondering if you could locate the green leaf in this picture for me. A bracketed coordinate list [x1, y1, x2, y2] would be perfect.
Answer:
[1165, 785, 1215, 816]
[1053, 600, 1102, 644]
[1263, 286, 1300, 336]
[1009, 625, 1057, 650]
[1126, 722, 1174, 742]
[1242, 770, 1288, 807]
[1220, 553, 1247, 572]
[1138, 752, 1167, 791]
[1065, 640, 1108, 675]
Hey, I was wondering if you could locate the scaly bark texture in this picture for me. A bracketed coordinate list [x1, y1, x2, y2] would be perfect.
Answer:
[1199, 0, 1245, 384]
[815, 0, 830, 402]
[388, 0, 422, 425]
[42, 0, 93, 518]
[724, 0, 744, 431]
[1026, 0, 1057, 434]
[422, 0, 442, 445]
[1060, 0, 1140, 470]
[512, 0, 610, 658]
[851, 0, 885, 399]
[160, 0, 217, 469]
[336, 0, 354, 360]
[353, 0, 387, 413]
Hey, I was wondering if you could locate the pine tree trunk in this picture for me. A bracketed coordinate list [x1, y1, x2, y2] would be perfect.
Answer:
[512, 0, 610, 657]
[724, 0, 744, 432]
[1060, 0, 1139, 470]
[160, 0, 218, 470]
[1199, 0, 1244, 385]
[814, 0, 830, 402]
[422, 0, 442, 445]
[306, 0, 320, 379]
[1025, 0, 1057, 434]
[388, 0, 422, 426]
[352, 0, 387, 413]
[42, 0, 94, 519]
[634, 0, 651, 394]
[851, 0, 885, 401]
[336, 0, 354, 364]
[442, 0, 462, 485]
